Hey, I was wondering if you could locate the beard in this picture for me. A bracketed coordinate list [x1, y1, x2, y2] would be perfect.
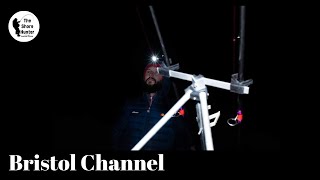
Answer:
[143, 78, 163, 93]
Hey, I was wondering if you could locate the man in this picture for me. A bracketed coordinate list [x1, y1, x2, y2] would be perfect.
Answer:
[111, 62, 195, 151]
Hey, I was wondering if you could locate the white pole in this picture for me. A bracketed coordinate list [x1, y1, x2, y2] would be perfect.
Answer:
[199, 91, 214, 150]
[131, 89, 193, 151]
[168, 70, 249, 94]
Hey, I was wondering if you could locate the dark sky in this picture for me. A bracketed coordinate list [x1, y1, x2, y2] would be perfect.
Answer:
[5, 1, 286, 152]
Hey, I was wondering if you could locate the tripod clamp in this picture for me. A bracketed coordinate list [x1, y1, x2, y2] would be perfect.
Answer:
[188, 74, 208, 101]
[230, 73, 253, 94]
[227, 73, 253, 126]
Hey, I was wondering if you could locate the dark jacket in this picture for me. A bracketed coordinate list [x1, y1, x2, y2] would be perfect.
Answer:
[111, 77, 194, 151]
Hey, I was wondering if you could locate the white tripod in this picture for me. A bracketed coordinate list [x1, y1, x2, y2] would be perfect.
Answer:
[131, 65, 251, 151]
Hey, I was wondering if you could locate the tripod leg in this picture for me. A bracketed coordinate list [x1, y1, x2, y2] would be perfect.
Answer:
[131, 89, 192, 151]
[199, 91, 214, 150]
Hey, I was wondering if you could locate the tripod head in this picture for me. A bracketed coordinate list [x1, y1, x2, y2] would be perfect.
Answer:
[132, 4, 253, 151]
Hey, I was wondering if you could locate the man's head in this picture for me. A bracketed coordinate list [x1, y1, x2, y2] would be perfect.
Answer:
[143, 63, 163, 93]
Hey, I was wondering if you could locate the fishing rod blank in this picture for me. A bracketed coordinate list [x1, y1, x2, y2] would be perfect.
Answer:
[238, 5, 246, 82]
[228, 5, 253, 126]
[149, 5, 180, 100]
[149, 5, 172, 65]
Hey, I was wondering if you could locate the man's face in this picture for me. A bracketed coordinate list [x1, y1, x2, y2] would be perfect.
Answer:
[143, 66, 163, 93]
[144, 66, 163, 86]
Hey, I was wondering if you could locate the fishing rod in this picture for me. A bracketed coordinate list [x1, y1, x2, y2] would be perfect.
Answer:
[148, 5, 181, 100]
[227, 5, 253, 127]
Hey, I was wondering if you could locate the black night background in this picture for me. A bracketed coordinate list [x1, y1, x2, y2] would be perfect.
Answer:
[7, 1, 312, 175]
[4, 1, 282, 150]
